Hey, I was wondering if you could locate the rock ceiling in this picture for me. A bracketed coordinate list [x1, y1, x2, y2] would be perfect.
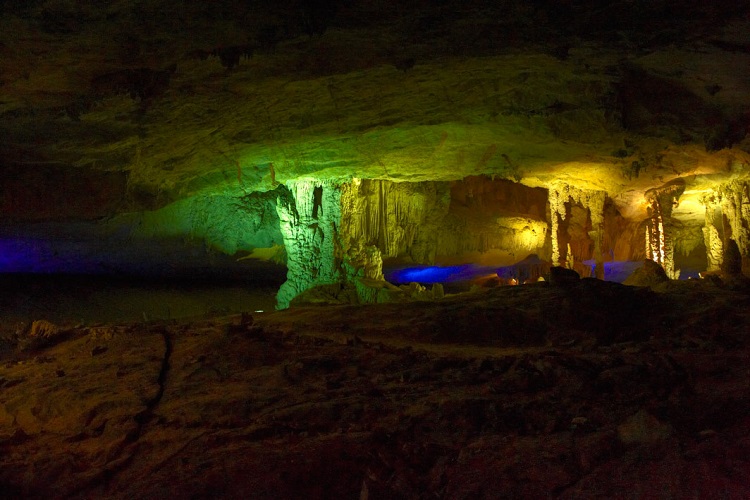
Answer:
[2, 0, 749, 225]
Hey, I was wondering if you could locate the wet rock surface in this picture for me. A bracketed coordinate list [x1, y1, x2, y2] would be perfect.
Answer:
[1, 279, 750, 498]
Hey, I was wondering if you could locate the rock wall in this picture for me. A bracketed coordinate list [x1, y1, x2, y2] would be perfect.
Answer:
[277, 176, 553, 307]
[126, 190, 284, 255]
[436, 177, 548, 266]
[701, 180, 750, 273]
[339, 176, 551, 271]
[0, 164, 128, 221]
[340, 179, 451, 266]
[0, 188, 288, 281]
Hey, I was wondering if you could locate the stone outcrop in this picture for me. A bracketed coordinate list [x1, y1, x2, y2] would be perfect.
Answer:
[549, 266, 581, 286]
[623, 259, 670, 287]
[1, 278, 749, 497]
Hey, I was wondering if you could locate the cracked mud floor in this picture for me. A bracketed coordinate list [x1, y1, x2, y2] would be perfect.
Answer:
[1, 278, 750, 498]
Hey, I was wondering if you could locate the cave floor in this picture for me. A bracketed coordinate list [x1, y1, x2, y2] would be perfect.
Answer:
[1, 278, 750, 498]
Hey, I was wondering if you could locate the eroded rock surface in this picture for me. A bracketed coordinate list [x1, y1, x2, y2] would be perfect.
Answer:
[1, 280, 749, 498]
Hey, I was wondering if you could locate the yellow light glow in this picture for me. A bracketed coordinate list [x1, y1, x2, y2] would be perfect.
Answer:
[657, 214, 665, 264]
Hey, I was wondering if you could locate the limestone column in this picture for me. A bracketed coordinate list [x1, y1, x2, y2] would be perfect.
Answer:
[340, 179, 386, 282]
[701, 194, 723, 272]
[549, 188, 560, 266]
[548, 185, 569, 267]
[644, 180, 685, 280]
[645, 194, 670, 275]
[276, 180, 342, 309]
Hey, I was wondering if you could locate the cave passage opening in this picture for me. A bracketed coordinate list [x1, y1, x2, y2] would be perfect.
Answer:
[3, 175, 746, 317]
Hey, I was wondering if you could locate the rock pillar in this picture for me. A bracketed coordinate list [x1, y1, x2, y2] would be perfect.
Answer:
[276, 180, 342, 309]
[701, 195, 723, 272]
[644, 179, 685, 280]
[548, 185, 569, 267]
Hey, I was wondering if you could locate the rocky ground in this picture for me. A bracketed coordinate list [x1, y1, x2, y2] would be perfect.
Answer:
[1, 277, 750, 498]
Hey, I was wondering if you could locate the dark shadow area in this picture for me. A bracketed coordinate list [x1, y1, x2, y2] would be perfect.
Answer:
[0, 271, 285, 324]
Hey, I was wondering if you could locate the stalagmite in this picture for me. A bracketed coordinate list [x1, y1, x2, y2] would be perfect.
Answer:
[339, 179, 455, 297]
[548, 184, 570, 266]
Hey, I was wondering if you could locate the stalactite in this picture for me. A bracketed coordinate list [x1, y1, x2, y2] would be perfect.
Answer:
[340, 179, 451, 262]
[549, 188, 561, 265]
[548, 183, 606, 273]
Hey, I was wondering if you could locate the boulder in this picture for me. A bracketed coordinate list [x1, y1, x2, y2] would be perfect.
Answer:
[549, 266, 580, 286]
[623, 259, 668, 287]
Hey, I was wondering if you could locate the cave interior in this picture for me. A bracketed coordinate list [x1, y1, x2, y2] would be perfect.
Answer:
[2, 0, 750, 497]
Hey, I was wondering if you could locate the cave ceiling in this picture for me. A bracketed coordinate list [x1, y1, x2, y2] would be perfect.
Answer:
[1, 0, 749, 223]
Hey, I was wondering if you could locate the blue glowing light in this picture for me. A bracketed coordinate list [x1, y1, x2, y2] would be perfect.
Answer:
[386, 264, 485, 284]
[0, 238, 46, 272]
[0, 237, 99, 274]
[582, 260, 644, 282]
